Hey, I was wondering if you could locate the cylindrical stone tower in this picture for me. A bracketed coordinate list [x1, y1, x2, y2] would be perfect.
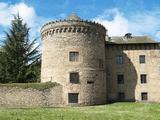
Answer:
[41, 13, 107, 105]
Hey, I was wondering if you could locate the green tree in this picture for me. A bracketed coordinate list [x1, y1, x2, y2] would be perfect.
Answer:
[0, 14, 41, 83]
[0, 48, 8, 83]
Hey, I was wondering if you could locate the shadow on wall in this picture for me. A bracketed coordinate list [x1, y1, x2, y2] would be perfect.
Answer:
[106, 45, 138, 103]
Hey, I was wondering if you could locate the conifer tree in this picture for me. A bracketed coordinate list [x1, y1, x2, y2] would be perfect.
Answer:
[0, 14, 41, 83]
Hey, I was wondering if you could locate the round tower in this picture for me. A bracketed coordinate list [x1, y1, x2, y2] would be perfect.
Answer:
[41, 13, 107, 105]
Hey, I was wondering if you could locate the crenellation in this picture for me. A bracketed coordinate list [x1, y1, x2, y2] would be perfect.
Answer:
[41, 24, 106, 39]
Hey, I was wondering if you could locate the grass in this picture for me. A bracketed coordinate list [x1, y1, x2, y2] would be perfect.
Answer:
[0, 82, 59, 90]
[0, 102, 160, 120]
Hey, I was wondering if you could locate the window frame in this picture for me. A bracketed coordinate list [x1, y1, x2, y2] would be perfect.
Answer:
[69, 52, 79, 62]
[117, 74, 124, 84]
[69, 72, 79, 84]
[116, 55, 124, 64]
[118, 92, 125, 101]
[139, 55, 146, 64]
[141, 92, 148, 101]
[140, 74, 147, 84]
[68, 93, 79, 103]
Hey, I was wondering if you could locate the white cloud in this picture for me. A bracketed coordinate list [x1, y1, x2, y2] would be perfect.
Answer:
[93, 8, 129, 36]
[93, 8, 160, 41]
[0, 2, 49, 48]
[0, 2, 48, 52]
[0, 2, 36, 27]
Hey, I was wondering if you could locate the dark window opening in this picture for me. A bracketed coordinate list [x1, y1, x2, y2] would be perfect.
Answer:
[141, 92, 148, 100]
[68, 93, 78, 103]
[139, 55, 145, 64]
[141, 74, 147, 83]
[117, 74, 124, 84]
[118, 92, 125, 101]
[70, 72, 79, 83]
[87, 81, 94, 84]
[69, 52, 79, 61]
[98, 59, 103, 68]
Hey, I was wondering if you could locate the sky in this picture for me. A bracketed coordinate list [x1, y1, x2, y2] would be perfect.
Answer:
[0, 0, 160, 43]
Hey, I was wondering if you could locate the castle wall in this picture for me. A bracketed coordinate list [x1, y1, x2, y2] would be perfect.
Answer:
[40, 14, 160, 105]
[0, 85, 63, 107]
[41, 20, 107, 105]
[106, 44, 160, 102]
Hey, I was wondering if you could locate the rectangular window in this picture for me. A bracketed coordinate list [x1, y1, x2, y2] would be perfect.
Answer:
[68, 93, 78, 103]
[87, 81, 94, 84]
[139, 55, 145, 64]
[141, 92, 148, 100]
[69, 52, 79, 61]
[98, 59, 103, 68]
[118, 92, 125, 101]
[141, 74, 147, 83]
[70, 72, 79, 83]
[116, 55, 123, 64]
[117, 74, 124, 84]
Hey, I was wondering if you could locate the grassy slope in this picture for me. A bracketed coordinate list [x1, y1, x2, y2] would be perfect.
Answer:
[0, 102, 160, 120]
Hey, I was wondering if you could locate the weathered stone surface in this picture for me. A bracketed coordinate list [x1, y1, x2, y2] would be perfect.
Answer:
[41, 15, 107, 105]
[106, 44, 160, 103]
[40, 14, 160, 106]
[0, 85, 63, 107]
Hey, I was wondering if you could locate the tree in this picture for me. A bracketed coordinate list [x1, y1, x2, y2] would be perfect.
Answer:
[0, 48, 8, 83]
[0, 14, 41, 83]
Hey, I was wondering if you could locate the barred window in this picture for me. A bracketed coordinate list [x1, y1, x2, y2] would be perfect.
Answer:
[141, 92, 148, 100]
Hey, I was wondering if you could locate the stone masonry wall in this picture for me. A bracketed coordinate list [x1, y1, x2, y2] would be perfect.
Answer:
[41, 19, 107, 105]
[0, 85, 63, 107]
[106, 44, 160, 103]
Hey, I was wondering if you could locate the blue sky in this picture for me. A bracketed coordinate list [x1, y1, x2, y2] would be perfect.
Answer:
[0, 0, 160, 42]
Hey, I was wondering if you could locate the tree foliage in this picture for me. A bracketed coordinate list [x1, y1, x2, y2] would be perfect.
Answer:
[0, 14, 41, 83]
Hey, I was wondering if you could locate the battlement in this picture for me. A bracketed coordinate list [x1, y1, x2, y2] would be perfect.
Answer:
[41, 14, 107, 39]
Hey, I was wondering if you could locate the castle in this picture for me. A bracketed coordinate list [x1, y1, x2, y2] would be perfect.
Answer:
[40, 13, 160, 105]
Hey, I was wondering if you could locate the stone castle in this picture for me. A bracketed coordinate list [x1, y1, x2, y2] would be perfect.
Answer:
[40, 13, 160, 106]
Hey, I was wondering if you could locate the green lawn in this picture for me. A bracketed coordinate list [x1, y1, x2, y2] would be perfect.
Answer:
[0, 102, 160, 120]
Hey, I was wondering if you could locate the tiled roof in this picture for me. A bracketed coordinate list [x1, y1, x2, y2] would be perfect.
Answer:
[107, 36, 158, 44]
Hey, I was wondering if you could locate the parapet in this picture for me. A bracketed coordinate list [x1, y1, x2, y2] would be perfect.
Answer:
[41, 13, 107, 39]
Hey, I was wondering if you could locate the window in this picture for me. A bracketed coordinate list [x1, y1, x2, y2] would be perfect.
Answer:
[141, 92, 148, 100]
[116, 55, 123, 64]
[68, 93, 78, 103]
[139, 55, 145, 64]
[98, 59, 103, 68]
[141, 74, 147, 83]
[70, 72, 79, 83]
[87, 81, 94, 84]
[118, 92, 125, 101]
[69, 52, 79, 61]
[117, 74, 124, 84]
